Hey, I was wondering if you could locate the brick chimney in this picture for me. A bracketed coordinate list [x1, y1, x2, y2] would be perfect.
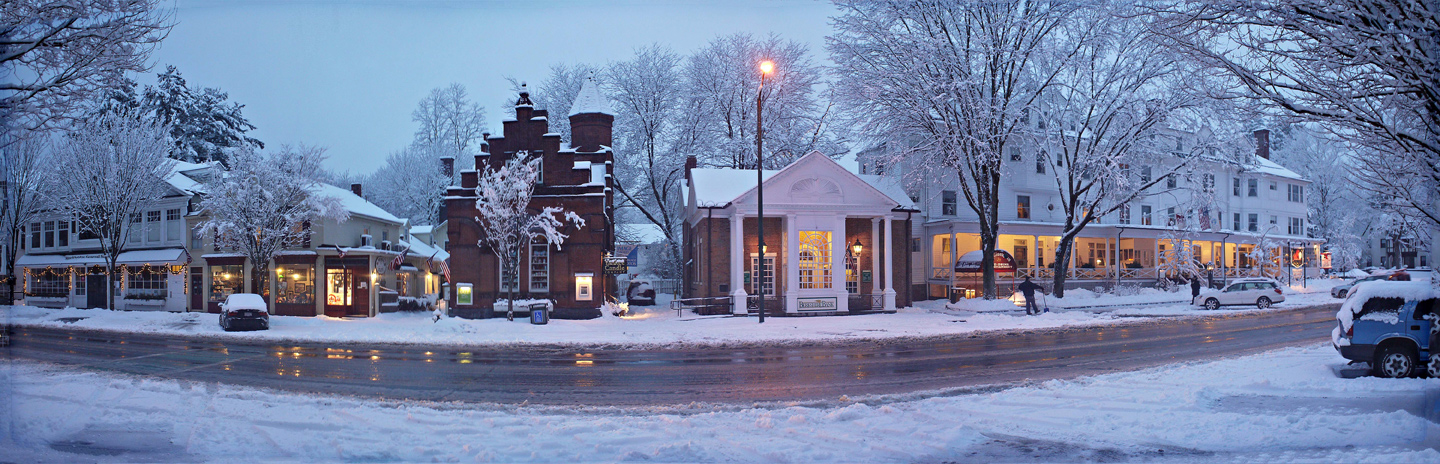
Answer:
[350, 183, 362, 197]
[440, 156, 454, 180]
[1254, 129, 1270, 160]
[684, 155, 697, 181]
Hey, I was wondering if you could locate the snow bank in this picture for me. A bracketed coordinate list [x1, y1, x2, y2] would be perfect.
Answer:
[6, 344, 1437, 462]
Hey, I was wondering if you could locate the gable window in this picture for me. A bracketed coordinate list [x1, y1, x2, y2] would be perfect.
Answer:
[1141, 205, 1152, 225]
[1009, 147, 1022, 162]
[1269, 181, 1277, 191]
[166, 209, 181, 242]
[1035, 152, 1046, 174]
[941, 190, 957, 216]
[1017, 195, 1031, 219]
[43, 221, 54, 248]
[1233, 178, 1241, 196]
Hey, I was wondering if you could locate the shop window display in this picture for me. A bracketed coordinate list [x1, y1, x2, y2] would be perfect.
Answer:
[210, 265, 243, 302]
[275, 265, 315, 304]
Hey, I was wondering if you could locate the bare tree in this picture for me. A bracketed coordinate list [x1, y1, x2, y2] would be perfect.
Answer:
[1152, 0, 1440, 228]
[0, 131, 50, 303]
[830, 0, 1077, 298]
[1037, 4, 1201, 296]
[365, 144, 450, 225]
[198, 145, 349, 300]
[473, 153, 584, 320]
[412, 83, 486, 179]
[605, 44, 687, 278]
[1, 0, 171, 138]
[47, 116, 173, 310]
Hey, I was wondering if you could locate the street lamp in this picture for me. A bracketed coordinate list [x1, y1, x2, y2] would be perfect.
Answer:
[851, 239, 863, 257]
[756, 60, 774, 323]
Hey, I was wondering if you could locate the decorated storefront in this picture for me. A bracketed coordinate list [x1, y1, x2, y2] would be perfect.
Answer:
[17, 248, 192, 311]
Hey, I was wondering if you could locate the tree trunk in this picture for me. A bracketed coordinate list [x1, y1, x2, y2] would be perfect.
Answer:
[1052, 238, 1075, 299]
[105, 262, 116, 310]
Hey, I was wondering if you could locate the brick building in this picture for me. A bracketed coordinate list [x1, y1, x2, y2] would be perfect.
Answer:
[682, 151, 917, 315]
[444, 80, 616, 319]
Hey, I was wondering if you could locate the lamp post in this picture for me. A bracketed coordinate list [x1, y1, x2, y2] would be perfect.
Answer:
[756, 60, 773, 323]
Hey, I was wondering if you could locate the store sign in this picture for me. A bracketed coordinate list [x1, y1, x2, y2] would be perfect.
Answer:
[797, 297, 838, 312]
[615, 244, 639, 266]
[1320, 252, 1333, 270]
[861, 270, 872, 283]
[1290, 249, 1305, 268]
[603, 256, 628, 275]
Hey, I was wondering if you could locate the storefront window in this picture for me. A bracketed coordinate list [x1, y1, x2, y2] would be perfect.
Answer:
[126, 269, 167, 300]
[276, 265, 315, 304]
[798, 231, 833, 289]
[326, 268, 351, 306]
[28, 270, 69, 297]
[529, 244, 549, 293]
[210, 265, 243, 302]
[395, 271, 411, 297]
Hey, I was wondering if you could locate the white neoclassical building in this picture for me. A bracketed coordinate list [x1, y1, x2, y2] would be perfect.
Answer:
[680, 151, 918, 315]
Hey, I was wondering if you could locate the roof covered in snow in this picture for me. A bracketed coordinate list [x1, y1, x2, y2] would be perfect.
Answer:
[568, 76, 613, 117]
[688, 168, 781, 207]
[409, 225, 433, 236]
[1247, 156, 1305, 182]
[315, 183, 404, 224]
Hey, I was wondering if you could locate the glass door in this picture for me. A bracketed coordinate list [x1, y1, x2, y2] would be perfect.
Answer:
[325, 268, 350, 317]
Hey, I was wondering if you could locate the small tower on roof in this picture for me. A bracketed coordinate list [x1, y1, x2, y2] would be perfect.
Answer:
[568, 76, 614, 153]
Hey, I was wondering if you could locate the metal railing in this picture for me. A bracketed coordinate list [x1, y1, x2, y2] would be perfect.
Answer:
[670, 296, 733, 316]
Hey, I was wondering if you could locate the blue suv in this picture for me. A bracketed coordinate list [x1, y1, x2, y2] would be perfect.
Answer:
[1332, 281, 1439, 378]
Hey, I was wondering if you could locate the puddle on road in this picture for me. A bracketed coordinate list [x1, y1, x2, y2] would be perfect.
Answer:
[48, 424, 192, 461]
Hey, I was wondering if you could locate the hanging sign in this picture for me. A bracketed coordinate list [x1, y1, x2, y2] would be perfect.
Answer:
[1320, 252, 1332, 270]
[603, 253, 628, 275]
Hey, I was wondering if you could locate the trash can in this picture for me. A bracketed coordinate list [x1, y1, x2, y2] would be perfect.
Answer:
[529, 303, 549, 325]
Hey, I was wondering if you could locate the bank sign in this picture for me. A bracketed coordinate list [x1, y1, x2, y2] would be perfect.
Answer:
[796, 297, 838, 312]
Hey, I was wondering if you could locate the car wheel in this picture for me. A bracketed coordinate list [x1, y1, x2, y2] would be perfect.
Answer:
[1374, 345, 1418, 378]
[1337, 289, 1347, 299]
[1256, 296, 1271, 309]
[1204, 298, 1220, 310]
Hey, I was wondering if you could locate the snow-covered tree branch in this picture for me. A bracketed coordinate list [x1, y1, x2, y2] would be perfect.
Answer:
[473, 154, 585, 319]
[46, 115, 173, 310]
[197, 145, 349, 298]
[0, 130, 51, 303]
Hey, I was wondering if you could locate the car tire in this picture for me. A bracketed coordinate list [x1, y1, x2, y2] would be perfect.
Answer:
[1337, 289, 1347, 299]
[1256, 296, 1271, 309]
[1374, 345, 1418, 378]
[1204, 298, 1220, 310]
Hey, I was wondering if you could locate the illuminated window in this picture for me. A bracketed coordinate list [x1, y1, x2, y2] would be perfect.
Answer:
[210, 265, 243, 303]
[529, 244, 549, 292]
[276, 265, 315, 304]
[574, 274, 593, 301]
[798, 231, 833, 289]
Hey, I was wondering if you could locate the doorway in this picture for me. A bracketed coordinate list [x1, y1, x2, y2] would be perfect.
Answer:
[86, 274, 107, 309]
[325, 266, 369, 317]
[189, 267, 203, 311]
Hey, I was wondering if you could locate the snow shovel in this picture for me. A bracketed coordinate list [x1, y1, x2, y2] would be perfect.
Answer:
[1041, 292, 1051, 314]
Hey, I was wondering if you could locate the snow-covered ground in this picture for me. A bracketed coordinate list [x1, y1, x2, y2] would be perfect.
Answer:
[3, 343, 1435, 462]
[0, 279, 1346, 348]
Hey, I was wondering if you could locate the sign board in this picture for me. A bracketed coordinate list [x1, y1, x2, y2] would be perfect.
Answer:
[615, 244, 640, 266]
[1320, 252, 1333, 270]
[861, 270, 872, 283]
[1290, 249, 1305, 269]
[603, 257, 628, 275]
[796, 297, 838, 312]
[743, 271, 751, 284]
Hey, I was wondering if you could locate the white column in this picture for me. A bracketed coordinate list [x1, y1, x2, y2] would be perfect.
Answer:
[884, 215, 897, 310]
[786, 213, 799, 313]
[1104, 236, 1112, 280]
[729, 213, 747, 315]
[871, 218, 882, 294]
[949, 227, 958, 286]
[831, 215, 847, 312]
[1032, 235, 1041, 276]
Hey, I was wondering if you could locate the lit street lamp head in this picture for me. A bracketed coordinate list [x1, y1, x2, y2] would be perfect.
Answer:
[759, 60, 774, 75]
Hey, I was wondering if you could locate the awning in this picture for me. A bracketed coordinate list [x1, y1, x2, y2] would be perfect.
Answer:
[16, 248, 190, 268]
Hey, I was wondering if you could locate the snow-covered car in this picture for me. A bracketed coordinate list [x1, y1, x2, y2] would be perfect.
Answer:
[1332, 281, 1438, 378]
[219, 293, 269, 331]
[1332, 275, 1388, 299]
[626, 280, 656, 306]
[1192, 278, 1285, 310]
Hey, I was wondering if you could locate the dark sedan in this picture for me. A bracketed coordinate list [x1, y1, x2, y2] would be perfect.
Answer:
[219, 293, 270, 331]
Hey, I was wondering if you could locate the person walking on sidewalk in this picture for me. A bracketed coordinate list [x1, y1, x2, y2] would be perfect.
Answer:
[1018, 277, 1045, 316]
[1190, 277, 1202, 299]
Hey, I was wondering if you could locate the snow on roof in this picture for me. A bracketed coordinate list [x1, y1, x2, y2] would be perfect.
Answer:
[1247, 156, 1305, 181]
[400, 239, 449, 263]
[1336, 281, 1437, 331]
[857, 173, 916, 210]
[689, 168, 780, 207]
[410, 225, 433, 236]
[314, 183, 403, 224]
[618, 223, 668, 244]
[163, 160, 217, 196]
[568, 76, 614, 117]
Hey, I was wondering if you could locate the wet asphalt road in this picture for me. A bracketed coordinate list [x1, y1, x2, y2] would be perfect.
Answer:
[3, 304, 1341, 406]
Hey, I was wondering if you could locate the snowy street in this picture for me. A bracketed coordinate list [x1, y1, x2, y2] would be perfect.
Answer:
[3, 343, 1436, 462]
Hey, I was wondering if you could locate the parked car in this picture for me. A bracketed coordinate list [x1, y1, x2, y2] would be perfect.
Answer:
[1332, 275, 1389, 299]
[1332, 281, 1437, 378]
[219, 293, 270, 331]
[626, 279, 656, 306]
[1192, 278, 1286, 310]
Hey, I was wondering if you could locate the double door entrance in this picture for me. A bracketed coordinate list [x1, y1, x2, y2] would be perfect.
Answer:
[324, 265, 370, 317]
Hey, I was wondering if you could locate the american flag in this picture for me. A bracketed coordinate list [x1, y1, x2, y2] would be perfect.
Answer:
[439, 259, 451, 284]
[391, 243, 411, 270]
[425, 251, 438, 273]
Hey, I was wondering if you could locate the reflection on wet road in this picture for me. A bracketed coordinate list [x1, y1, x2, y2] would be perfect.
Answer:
[4, 304, 1340, 405]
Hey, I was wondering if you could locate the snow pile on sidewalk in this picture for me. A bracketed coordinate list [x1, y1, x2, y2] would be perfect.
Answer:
[0, 279, 1343, 348]
[4, 344, 1435, 462]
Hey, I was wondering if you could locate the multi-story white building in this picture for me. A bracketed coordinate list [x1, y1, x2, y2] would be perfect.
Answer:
[863, 129, 1324, 299]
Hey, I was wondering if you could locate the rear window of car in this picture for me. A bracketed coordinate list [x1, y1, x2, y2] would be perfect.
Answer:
[1358, 297, 1405, 320]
